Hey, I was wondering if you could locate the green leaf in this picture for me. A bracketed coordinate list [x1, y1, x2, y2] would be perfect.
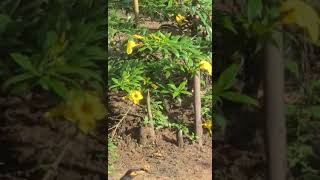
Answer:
[286, 104, 298, 115]
[181, 91, 192, 96]
[268, 7, 281, 20]
[247, 0, 262, 21]
[39, 78, 49, 90]
[72, 59, 97, 68]
[178, 81, 187, 90]
[161, 90, 169, 94]
[216, 64, 240, 92]
[0, 14, 11, 34]
[165, 71, 171, 78]
[3, 73, 34, 90]
[53, 66, 102, 82]
[215, 113, 227, 138]
[221, 91, 259, 106]
[222, 16, 237, 34]
[198, 12, 212, 36]
[39, 76, 67, 98]
[8, 0, 21, 16]
[168, 0, 173, 8]
[172, 91, 180, 98]
[49, 72, 81, 89]
[171, 48, 180, 58]
[11, 53, 39, 75]
[111, 78, 120, 85]
[46, 78, 68, 99]
[311, 80, 320, 89]
[285, 59, 299, 78]
[168, 83, 178, 90]
[45, 31, 58, 51]
[306, 106, 320, 119]
[84, 46, 107, 60]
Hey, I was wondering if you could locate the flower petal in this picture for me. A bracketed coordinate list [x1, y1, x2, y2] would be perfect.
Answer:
[127, 40, 136, 54]
[133, 34, 144, 39]
[199, 60, 212, 76]
[78, 118, 96, 134]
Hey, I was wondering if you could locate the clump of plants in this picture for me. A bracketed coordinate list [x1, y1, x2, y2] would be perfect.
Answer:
[1, 0, 107, 133]
[108, 137, 118, 175]
[107, 1, 212, 176]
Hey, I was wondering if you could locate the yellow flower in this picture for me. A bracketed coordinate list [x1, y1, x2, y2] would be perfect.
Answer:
[175, 14, 186, 26]
[281, 9, 296, 25]
[133, 34, 144, 40]
[199, 60, 212, 76]
[66, 91, 106, 133]
[44, 90, 106, 134]
[202, 119, 212, 136]
[127, 40, 137, 55]
[151, 83, 158, 89]
[127, 90, 143, 105]
[280, 0, 320, 42]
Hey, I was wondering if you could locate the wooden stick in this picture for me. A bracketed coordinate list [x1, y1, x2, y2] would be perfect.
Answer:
[177, 129, 184, 148]
[146, 89, 155, 139]
[264, 24, 286, 180]
[194, 71, 203, 147]
[133, 0, 139, 26]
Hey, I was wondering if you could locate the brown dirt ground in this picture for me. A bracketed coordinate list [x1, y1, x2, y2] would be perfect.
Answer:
[107, 92, 213, 180]
[0, 93, 106, 180]
[110, 130, 212, 180]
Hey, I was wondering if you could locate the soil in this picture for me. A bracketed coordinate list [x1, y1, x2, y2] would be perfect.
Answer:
[107, 92, 213, 180]
[109, 129, 212, 180]
[0, 92, 106, 180]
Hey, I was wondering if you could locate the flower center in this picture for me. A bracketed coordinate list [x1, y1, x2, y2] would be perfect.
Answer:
[81, 103, 92, 114]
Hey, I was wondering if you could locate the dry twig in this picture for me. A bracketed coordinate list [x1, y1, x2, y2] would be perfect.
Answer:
[42, 141, 72, 180]
[110, 107, 131, 139]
